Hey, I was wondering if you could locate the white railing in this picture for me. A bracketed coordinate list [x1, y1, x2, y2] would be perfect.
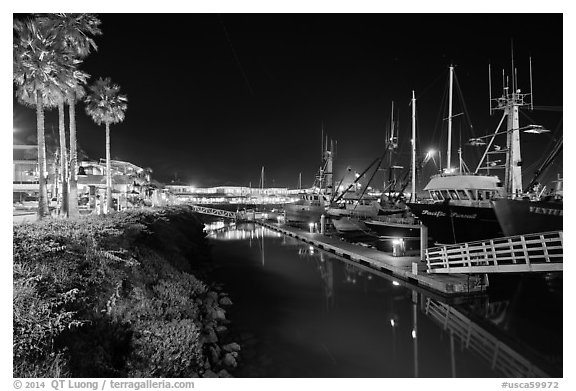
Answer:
[189, 205, 237, 219]
[426, 231, 563, 273]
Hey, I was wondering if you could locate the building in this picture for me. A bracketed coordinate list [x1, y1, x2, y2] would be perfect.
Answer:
[164, 183, 295, 204]
[13, 143, 159, 211]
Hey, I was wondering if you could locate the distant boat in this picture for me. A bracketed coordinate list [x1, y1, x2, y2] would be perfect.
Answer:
[285, 139, 335, 226]
[285, 192, 330, 225]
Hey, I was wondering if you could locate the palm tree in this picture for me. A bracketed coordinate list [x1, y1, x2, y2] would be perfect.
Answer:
[37, 13, 102, 218]
[85, 77, 128, 214]
[13, 17, 83, 219]
[66, 84, 87, 217]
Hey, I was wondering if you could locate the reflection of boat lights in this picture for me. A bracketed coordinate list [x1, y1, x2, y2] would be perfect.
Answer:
[309, 246, 314, 251]
[411, 329, 417, 339]
[392, 281, 400, 286]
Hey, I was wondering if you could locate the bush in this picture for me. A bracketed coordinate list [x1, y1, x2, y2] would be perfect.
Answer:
[13, 206, 237, 378]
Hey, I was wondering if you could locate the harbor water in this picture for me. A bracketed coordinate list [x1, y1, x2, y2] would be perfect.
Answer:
[205, 221, 562, 378]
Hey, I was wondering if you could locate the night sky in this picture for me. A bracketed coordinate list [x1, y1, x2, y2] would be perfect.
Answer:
[12, 13, 563, 189]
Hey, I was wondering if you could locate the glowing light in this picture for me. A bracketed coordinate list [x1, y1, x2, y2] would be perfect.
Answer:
[390, 319, 396, 327]
[411, 329, 417, 339]
[392, 281, 400, 286]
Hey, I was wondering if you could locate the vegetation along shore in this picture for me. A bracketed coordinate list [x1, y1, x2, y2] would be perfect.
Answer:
[13, 205, 239, 378]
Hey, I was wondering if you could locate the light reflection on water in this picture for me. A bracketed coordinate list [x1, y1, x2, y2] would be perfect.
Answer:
[207, 223, 561, 378]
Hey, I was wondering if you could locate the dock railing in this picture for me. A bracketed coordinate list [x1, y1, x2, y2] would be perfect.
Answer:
[189, 205, 238, 219]
[425, 231, 563, 274]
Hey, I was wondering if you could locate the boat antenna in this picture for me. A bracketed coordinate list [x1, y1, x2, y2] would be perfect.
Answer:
[321, 120, 324, 162]
[511, 39, 515, 94]
[529, 56, 534, 111]
[447, 65, 454, 170]
[411, 90, 416, 202]
[488, 63, 493, 115]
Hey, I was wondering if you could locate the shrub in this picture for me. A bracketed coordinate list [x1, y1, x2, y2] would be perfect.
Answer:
[13, 206, 235, 378]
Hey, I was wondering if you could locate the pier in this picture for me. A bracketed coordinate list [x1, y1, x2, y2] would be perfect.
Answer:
[256, 221, 486, 296]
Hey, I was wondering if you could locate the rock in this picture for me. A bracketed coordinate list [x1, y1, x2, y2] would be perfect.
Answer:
[202, 370, 218, 378]
[223, 352, 238, 368]
[212, 308, 226, 320]
[209, 346, 221, 364]
[219, 297, 233, 306]
[217, 369, 232, 378]
[201, 328, 218, 344]
[222, 342, 241, 352]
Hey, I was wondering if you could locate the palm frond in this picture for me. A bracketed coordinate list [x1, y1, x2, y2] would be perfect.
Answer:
[85, 77, 128, 126]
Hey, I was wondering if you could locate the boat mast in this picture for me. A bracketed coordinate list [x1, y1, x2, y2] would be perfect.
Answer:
[411, 90, 416, 202]
[447, 65, 454, 171]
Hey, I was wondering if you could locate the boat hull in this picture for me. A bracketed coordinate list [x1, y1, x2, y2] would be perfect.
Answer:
[492, 198, 563, 236]
[364, 218, 420, 238]
[284, 203, 326, 225]
[407, 201, 503, 244]
[331, 216, 368, 233]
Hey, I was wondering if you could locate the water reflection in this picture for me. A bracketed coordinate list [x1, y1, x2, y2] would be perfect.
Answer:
[208, 223, 561, 378]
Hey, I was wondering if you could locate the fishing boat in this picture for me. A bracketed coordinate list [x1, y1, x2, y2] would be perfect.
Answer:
[406, 61, 557, 244]
[409, 55, 562, 244]
[406, 173, 504, 243]
[285, 140, 334, 226]
[493, 175, 563, 237]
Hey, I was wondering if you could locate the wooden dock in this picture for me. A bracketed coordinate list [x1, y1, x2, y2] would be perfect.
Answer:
[258, 221, 486, 296]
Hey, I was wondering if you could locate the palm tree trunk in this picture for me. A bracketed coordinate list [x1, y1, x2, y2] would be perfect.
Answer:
[58, 100, 69, 217]
[67, 96, 79, 218]
[36, 91, 50, 218]
[105, 122, 112, 213]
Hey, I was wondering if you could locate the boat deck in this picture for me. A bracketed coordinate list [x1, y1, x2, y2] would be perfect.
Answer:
[258, 221, 486, 296]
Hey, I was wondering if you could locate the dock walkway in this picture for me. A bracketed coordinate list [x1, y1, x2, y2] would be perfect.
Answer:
[258, 221, 486, 296]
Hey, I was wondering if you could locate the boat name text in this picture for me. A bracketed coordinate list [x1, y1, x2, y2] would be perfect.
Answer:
[421, 210, 477, 219]
[529, 206, 563, 216]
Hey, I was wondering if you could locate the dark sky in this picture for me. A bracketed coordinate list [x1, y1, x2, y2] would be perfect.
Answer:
[13, 13, 563, 189]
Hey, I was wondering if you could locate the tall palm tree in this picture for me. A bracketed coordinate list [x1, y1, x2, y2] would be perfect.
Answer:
[13, 17, 82, 219]
[37, 13, 101, 218]
[85, 77, 128, 214]
[66, 83, 87, 217]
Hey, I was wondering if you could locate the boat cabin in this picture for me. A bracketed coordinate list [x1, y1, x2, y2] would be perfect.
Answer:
[424, 174, 504, 202]
[298, 193, 328, 205]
